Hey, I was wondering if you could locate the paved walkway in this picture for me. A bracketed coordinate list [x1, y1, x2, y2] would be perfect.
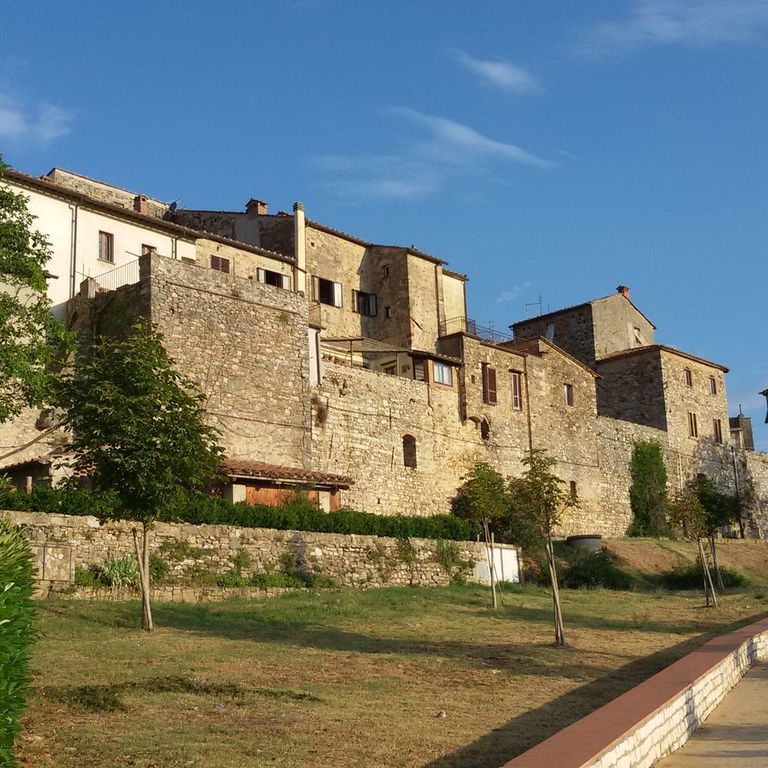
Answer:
[654, 661, 768, 767]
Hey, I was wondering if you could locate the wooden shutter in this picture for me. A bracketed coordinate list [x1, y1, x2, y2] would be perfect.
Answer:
[311, 276, 319, 301]
[487, 367, 497, 404]
[257, 268, 265, 283]
[282, 273, 292, 290]
[352, 290, 359, 314]
[368, 294, 377, 316]
[333, 282, 343, 307]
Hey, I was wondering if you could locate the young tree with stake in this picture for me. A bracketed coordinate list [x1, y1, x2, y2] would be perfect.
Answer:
[60, 319, 222, 630]
[508, 450, 574, 647]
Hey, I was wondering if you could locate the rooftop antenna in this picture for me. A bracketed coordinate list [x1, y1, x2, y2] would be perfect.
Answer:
[524, 293, 545, 317]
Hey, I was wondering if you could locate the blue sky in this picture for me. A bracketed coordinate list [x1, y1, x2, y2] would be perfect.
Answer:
[2, 1, 767, 447]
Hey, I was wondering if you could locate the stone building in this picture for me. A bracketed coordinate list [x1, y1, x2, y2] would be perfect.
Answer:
[2, 166, 768, 537]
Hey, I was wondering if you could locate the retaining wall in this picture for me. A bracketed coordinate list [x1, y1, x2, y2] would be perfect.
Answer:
[3, 510, 509, 591]
[504, 615, 768, 768]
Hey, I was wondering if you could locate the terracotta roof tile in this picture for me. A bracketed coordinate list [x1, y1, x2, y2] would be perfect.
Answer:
[220, 460, 353, 488]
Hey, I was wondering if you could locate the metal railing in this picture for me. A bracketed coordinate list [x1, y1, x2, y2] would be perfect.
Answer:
[93, 259, 140, 293]
[439, 316, 512, 344]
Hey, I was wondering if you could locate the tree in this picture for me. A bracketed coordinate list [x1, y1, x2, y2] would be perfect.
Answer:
[508, 450, 574, 647]
[627, 440, 669, 537]
[59, 319, 223, 629]
[667, 487, 718, 607]
[452, 462, 508, 607]
[0, 157, 66, 424]
[691, 474, 739, 590]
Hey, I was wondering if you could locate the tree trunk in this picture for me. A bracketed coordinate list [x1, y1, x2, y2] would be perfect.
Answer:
[546, 538, 566, 647]
[132, 525, 153, 631]
[708, 535, 725, 591]
[484, 522, 497, 609]
[698, 537, 718, 608]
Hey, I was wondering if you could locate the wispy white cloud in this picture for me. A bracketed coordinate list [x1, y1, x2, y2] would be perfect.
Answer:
[0, 95, 73, 144]
[311, 109, 553, 201]
[455, 51, 540, 94]
[585, 0, 768, 53]
[496, 282, 530, 303]
[394, 108, 554, 169]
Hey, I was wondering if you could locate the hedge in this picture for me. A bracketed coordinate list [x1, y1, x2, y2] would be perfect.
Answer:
[0, 484, 472, 541]
[0, 518, 36, 767]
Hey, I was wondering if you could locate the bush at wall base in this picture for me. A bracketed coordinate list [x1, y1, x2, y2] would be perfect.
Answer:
[0, 518, 36, 767]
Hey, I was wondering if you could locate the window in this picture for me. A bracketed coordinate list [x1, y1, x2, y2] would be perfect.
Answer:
[633, 326, 645, 346]
[480, 419, 490, 441]
[312, 276, 343, 307]
[545, 322, 555, 341]
[383, 264, 391, 277]
[257, 268, 291, 289]
[569, 481, 578, 502]
[98, 231, 114, 263]
[564, 383, 575, 407]
[352, 290, 378, 316]
[210, 255, 230, 273]
[384, 306, 392, 318]
[141, 244, 156, 257]
[481, 363, 497, 405]
[402, 434, 417, 469]
[511, 371, 523, 411]
[684, 368, 693, 387]
[709, 376, 717, 395]
[413, 360, 427, 381]
[688, 412, 698, 438]
[432, 361, 453, 386]
[713, 418, 723, 444]
[382, 362, 396, 376]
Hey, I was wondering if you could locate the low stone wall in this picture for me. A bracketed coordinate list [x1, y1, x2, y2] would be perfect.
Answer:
[45, 584, 299, 602]
[3, 510, 502, 590]
[504, 616, 768, 768]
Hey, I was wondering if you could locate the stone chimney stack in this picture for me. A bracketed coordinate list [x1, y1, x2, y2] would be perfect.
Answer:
[245, 198, 268, 217]
[293, 202, 306, 295]
[617, 285, 630, 298]
[134, 195, 149, 215]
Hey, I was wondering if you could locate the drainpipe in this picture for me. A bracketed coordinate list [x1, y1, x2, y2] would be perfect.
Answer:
[69, 203, 79, 299]
[293, 202, 307, 295]
[731, 445, 745, 538]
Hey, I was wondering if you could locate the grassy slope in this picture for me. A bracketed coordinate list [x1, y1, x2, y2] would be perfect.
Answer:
[18, 585, 768, 768]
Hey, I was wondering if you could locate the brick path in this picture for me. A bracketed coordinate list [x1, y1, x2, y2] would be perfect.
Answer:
[654, 661, 768, 767]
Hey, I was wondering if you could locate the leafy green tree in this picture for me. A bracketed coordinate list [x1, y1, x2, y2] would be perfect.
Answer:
[0, 157, 67, 424]
[627, 440, 669, 537]
[508, 450, 574, 647]
[452, 462, 508, 607]
[60, 319, 223, 629]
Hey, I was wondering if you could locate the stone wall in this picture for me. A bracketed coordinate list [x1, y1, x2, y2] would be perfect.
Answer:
[590, 292, 655, 359]
[140, 254, 312, 467]
[513, 303, 595, 365]
[5, 510, 495, 590]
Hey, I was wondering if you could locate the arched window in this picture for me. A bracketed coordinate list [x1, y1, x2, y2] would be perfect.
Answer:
[402, 434, 417, 469]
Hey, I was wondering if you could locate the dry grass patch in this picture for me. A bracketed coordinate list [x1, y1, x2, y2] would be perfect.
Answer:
[17, 585, 768, 768]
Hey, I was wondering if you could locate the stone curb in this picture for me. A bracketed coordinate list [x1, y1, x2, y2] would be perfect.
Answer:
[503, 615, 768, 768]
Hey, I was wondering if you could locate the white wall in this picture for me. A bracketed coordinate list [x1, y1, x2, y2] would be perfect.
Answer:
[3, 181, 195, 318]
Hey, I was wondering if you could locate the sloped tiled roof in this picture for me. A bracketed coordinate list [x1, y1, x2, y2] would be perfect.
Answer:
[596, 344, 729, 373]
[220, 460, 353, 488]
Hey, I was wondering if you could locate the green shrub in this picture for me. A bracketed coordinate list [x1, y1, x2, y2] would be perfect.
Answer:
[2, 484, 472, 541]
[248, 572, 305, 589]
[73, 566, 99, 588]
[231, 550, 252, 571]
[0, 518, 36, 767]
[98, 556, 141, 589]
[148, 554, 170, 582]
[560, 549, 634, 590]
[158, 539, 205, 562]
[434, 540, 475, 585]
[659, 560, 748, 590]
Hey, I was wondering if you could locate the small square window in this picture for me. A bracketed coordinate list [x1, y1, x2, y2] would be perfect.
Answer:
[211, 255, 230, 273]
[564, 383, 574, 407]
[98, 231, 114, 263]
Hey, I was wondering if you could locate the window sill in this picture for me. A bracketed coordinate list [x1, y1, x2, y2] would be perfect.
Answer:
[97, 258, 115, 264]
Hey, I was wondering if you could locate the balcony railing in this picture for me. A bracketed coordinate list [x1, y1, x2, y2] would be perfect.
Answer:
[93, 259, 140, 293]
[439, 316, 512, 344]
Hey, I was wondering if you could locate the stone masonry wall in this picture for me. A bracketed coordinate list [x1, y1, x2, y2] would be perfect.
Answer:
[6, 510, 491, 590]
[140, 254, 312, 467]
[513, 304, 595, 365]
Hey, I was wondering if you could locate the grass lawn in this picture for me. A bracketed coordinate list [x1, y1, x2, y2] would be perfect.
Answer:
[18, 585, 768, 768]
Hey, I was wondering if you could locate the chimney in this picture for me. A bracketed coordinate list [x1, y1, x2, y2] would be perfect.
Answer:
[293, 202, 306, 295]
[245, 198, 268, 217]
[616, 284, 630, 298]
[134, 194, 149, 215]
